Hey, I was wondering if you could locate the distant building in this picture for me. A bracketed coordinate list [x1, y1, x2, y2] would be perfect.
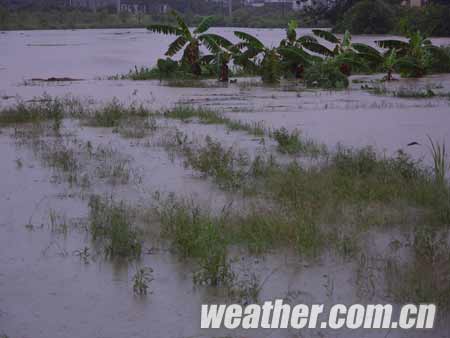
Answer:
[242, 0, 335, 10]
[292, 0, 337, 11]
[119, 0, 168, 13]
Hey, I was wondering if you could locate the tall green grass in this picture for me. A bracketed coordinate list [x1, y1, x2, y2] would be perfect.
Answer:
[88, 196, 142, 258]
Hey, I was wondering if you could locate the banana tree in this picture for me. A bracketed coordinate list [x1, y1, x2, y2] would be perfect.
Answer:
[234, 31, 281, 83]
[278, 46, 321, 79]
[353, 44, 416, 81]
[278, 20, 319, 78]
[302, 29, 360, 75]
[301, 29, 340, 57]
[199, 39, 237, 82]
[375, 31, 445, 77]
[147, 12, 231, 76]
[279, 20, 317, 48]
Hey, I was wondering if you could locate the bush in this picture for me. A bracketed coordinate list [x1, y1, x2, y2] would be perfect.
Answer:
[157, 58, 179, 77]
[304, 62, 349, 89]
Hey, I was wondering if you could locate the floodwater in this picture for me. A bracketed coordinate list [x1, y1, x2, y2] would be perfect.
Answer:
[1, 28, 450, 338]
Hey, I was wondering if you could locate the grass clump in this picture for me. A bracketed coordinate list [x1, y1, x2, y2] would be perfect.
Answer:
[0, 96, 64, 130]
[88, 196, 142, 258]
[225, 119, 267, 137]
[386, 226, 450, 309]
[272, 127, 327, 156]
[428, 136, 447, 186]
[132, 266, 154, 295]
[394, 88, 436, 98]
[230, 207, 322, 255]
[165, 105, 267, 137]
[0, 96, 63, 124]
[157, 197, 233, 286]
[85, 99, 153, 128]
[164, 106, 224, 124]
[157, 195, 323, 258]
[117, 116, 157, 139]
[184, 136, 250, 190]
[92, 145, 139, 185]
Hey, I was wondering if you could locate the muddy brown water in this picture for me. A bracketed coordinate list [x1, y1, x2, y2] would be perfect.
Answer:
[1, 28, 450, 338]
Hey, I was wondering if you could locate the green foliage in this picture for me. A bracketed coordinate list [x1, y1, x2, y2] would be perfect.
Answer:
[184, 136, 249, 190]
[132, 267, 154, 295]
[0, 96, 64, 125]
[164, 105, 267, 137]
[272, 127, 326, 157]
[85, 99, 152, 127]
[428, 46, 450, 74]
[148, 11, 232, 77]
[157, 57, 179, 76]
[386, 226, 450, 309]
[375, 31, 447, 78]
[427, 136, 448, 187]
[261, 49, 281, 84]
[164, 106, 223, 123]
[312, 29, 340, 44]
[157, 197, 233, 286]
[397, 4, 450, 37]
[88, 196, 142, 258]
[336, 0, 396, 34]
[304, 61, 349, 89]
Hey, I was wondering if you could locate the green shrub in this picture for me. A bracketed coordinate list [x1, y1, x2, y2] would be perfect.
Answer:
[157, 58, 179, 76]
[305, 62, 349, 89]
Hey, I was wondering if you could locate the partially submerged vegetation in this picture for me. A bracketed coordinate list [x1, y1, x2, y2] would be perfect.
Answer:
[132, 267, 154, 295]
[3, 94, 450, 311]
[88, 196, 142, 258]
[141, 12, 450, 88]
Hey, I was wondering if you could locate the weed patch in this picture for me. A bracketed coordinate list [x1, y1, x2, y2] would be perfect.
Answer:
[88, 196, 142, 258]
[272, 127, 327, 156]
[132, 266, 154, 295]
[84, 99, 154, 128]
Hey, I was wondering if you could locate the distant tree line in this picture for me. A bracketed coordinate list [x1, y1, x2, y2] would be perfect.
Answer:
[334, 0, 450, 36]
[0, 0, 449, 36]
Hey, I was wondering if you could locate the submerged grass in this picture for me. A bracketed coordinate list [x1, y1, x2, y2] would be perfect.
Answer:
[157, 196, 233, 286]
[386, 225, 450, 309]
[272, 127, 327, 157]
[184, 136, 250, 190]
[156, 195, 323, 257]
[132, 266, 154, 295]
[0, 95, 64, 126]
[164, 106, 267, 137]
[84, 99, 155, 128]
[428, 136, 448, 186]
[166, 131, 450, 228]
[88, 196, 142, 259]
[165, 106, 328, 157]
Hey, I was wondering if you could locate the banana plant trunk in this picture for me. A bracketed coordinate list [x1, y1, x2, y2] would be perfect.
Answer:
[219, 62, 229, 82]
[387, 69, 393, 81]
[185, 42, 202, 76]
[339, 63, 351, 76]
